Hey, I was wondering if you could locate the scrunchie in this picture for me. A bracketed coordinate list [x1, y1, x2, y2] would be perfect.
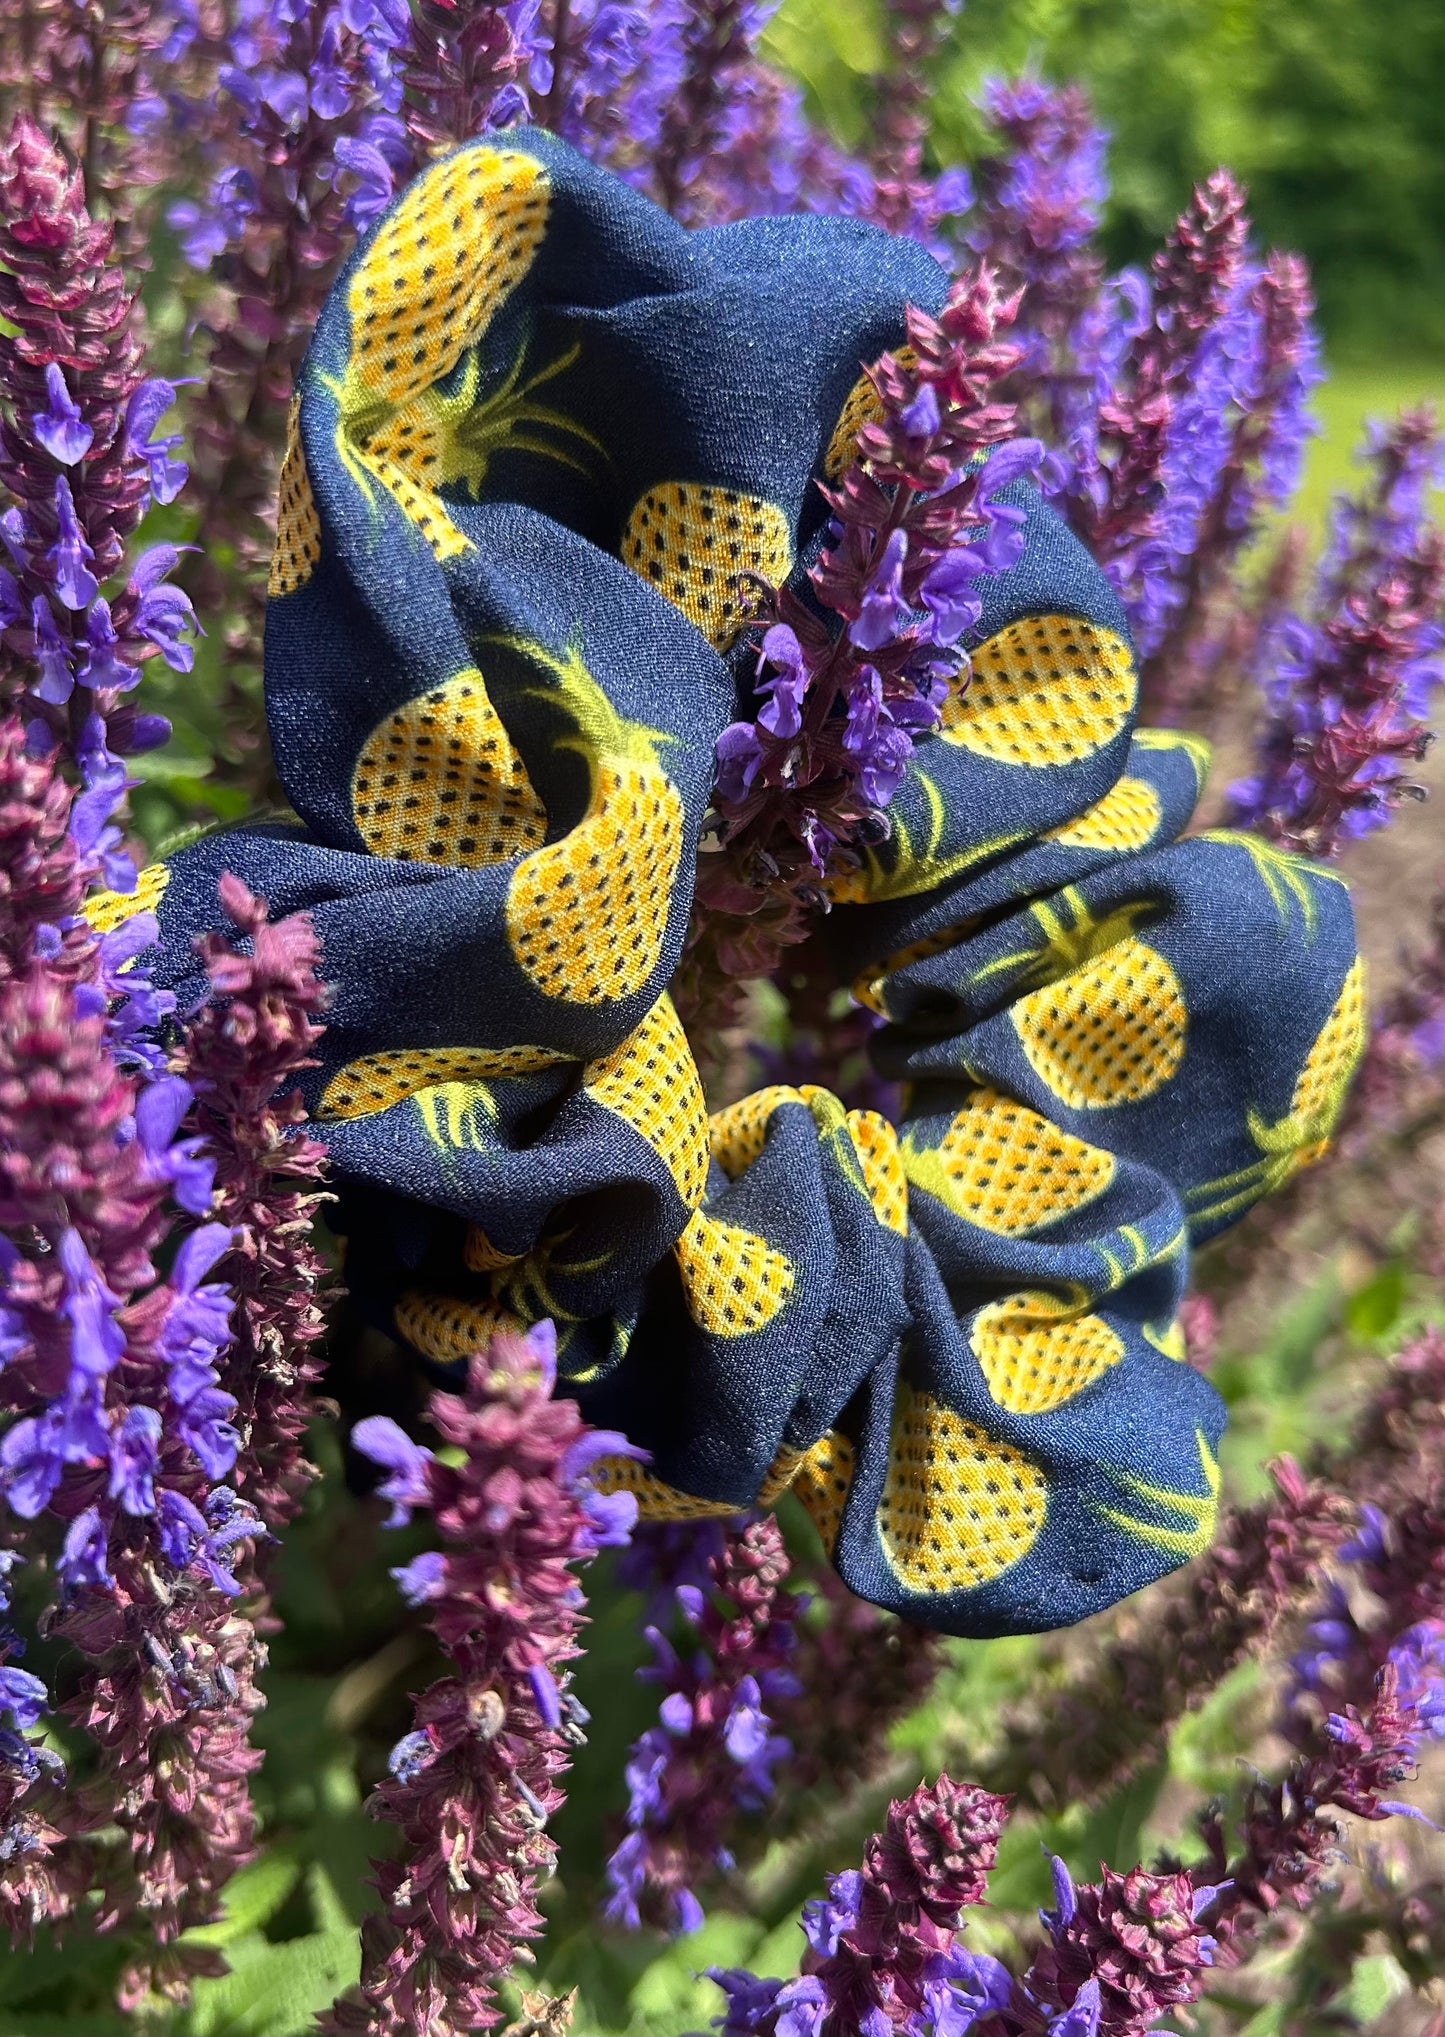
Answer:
[119, 130, 1364, 1637]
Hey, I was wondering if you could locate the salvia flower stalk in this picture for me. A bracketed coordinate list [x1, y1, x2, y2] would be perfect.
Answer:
[684, 263, 1036, 999]
[0, 720, 274, 1992]
[605, 1511, 804, 1935]
[707, 1773, 1010, 2036]
[178, 872, 331, 1537]
[323, 1320, 639, 2037]
[967, 77, 1107, 428]
[1229, 405, 1445, 853]
[0, 114, 194, 760]
[710, 1558, 1441, 2037]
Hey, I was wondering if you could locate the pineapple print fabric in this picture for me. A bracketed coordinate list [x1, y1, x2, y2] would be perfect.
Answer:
[144, 133, 1363, 1640]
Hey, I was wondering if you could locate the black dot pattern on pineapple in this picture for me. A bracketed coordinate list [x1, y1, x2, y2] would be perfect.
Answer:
[586, 1454, 745, 1520]
[320, 1043, 568, 1121]
[1290, 955, 1366, 1120]
[369, 406, 443, 480]
[970, 1293, 1127, 1416]
[674, 1209, 796, 1337]
[395, 1290, 520, 1366]
[344, 148, 550, 414]
[939, 614, 1137, 766]
[1045, 774, 1163, 852]
[505, 759, 684, 1003]
[820, 346, 918, 483]
[270, 397, 321, 597]
[879, 1393, 1047, 1593]
[931, 1090, 1116, 1234]
[351, 674, 547, 869]
[793, 1432, 856, 1557]
[707, 1083, 806, 1179]
[583, 999, 709, 1207]
[620, 482, 793, 649]
[1014, 937, 1187, 1108]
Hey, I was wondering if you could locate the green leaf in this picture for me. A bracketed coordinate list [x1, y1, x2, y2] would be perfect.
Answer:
[1345, 1260, 1406, 1340]
[0, 1920, 124, 2010]
[181, 1926, 359, 2037]
[180, 1847, 304, 1949]
[1347, 1950, 1409, 2023]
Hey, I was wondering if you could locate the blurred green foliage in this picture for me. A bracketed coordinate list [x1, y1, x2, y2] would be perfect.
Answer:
[766, 0, 1445, 358]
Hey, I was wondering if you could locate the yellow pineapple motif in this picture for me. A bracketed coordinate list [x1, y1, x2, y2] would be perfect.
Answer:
[270, 394, 321, 597]
[757, 1443, 808, 1505]
[821, 346, 918, 482]
[81, 862, 170, 935]
[674, 1208, 796, 1336]
[794, 1430, 855, 1556]
[351, 670, 548, 868]
[903, 1089, 1115, 1235]
[939, 615, 1136, 766]
[587, 1455, 745, 1521]
[846, 1110, 909, 1236]
[321, 1042, 568, 1121]
[878, 1385, 1047, 1592]
[396, 1288, 527, 1365]
[1013, 931, 1187, 1110]
[334, 148, 550, 560]
[501, 639, 685, 1003]
[1186, 956, 1367, 1229]
[1092, 1429, 1220, 1559]
[342, 148, 550, 419]
[708, 1085, 808, 1178]
[970, 1288, 1125, 1415]
[1044, 776, 1162, 853]
[1286, 954, 1367, 1130]
[620, 482, 793, 650]
[583, 996, 709, 1206]
[359, 445, 474, 562]
[585, 1435, 813, 1523]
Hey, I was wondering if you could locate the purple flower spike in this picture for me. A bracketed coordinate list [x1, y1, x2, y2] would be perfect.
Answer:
[1048, 1979, 1102, 2036]
[75, 598, 135, 692]
[605, 1516, 803, 1935]
[32, 363, 93, 466]
[756, 624, 809, 738]
[387, 1729, 437, 1784]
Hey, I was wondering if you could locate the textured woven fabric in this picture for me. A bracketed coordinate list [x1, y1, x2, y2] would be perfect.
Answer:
[125, 130, 1363, 1637]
